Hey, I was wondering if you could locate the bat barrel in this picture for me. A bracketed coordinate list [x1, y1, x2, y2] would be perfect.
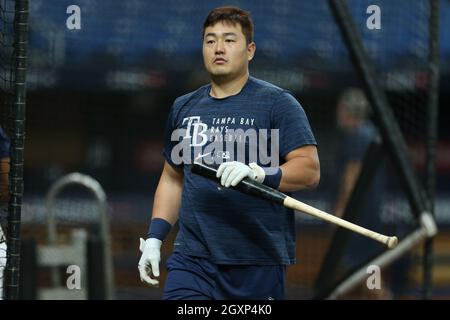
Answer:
[283, 196, 398, 249]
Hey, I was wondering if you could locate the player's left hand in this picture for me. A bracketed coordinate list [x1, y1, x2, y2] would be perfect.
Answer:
[216, 161, 265, 187]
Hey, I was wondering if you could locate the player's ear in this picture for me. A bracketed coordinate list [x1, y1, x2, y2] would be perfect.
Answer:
[247, 42, 256, 61]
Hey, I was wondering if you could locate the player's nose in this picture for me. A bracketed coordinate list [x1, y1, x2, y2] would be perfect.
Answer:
[215, 40, 225, 54]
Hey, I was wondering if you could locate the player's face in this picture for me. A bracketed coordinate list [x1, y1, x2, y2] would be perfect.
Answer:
[203, 21, 255, 80]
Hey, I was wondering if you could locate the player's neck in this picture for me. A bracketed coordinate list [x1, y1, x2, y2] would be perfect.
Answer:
[209, 72, 249, 99]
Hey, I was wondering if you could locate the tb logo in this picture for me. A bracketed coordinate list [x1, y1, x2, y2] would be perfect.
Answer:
[182, 116, 208, 147]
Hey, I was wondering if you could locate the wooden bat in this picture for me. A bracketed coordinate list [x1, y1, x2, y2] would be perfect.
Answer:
[191, 161, 398, 249]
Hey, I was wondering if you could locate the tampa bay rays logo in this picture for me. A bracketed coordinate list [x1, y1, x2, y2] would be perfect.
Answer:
[171, 115, 280, 167]
[182, 116, 208, 147]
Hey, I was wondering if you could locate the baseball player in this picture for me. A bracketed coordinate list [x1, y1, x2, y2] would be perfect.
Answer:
[138, 6, 320, 300]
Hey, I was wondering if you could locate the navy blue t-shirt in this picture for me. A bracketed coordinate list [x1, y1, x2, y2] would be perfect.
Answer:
[163, 76, 317, 265]
[0, 127, 10, 158]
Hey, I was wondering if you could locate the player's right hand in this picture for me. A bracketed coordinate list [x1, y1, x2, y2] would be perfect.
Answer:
[216, 161, 265, 187]
[138, 237, 162, 287]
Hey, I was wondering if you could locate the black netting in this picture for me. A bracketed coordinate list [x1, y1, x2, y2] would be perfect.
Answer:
[14, 0, 447, 299]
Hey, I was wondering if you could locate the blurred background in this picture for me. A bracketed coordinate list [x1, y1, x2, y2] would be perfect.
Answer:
[2, 0, 450, 299]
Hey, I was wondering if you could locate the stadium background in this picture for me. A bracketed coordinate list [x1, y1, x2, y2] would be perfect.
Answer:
[3, 0, 450, 299]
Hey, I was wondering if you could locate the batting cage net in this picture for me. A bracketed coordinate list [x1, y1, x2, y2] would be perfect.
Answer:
[310, 0, 438, 300]
[4, 0, 446, 299]
[0, 0, 16, 300]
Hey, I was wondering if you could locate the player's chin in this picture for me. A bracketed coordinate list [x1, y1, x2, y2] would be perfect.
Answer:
[209, 67, 228, 75]
[207, 63, 228, 72]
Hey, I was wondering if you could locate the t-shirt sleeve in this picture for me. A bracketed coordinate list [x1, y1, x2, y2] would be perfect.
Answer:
[162, 103, 183, 169]
[0, 127, 10, 158]
[271, 91, 317, 158]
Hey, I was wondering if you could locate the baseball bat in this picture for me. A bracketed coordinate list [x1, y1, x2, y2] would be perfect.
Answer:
[191, 161, 398, 249]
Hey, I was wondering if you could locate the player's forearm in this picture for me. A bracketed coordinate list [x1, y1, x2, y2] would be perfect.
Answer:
[279, 156, 320, 192]
[333, 162, 361, 217]
[334, 179, 354, 217]
[151, 162, 183, 226]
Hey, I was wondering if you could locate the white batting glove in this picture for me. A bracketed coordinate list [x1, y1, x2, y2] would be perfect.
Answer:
[216, 161, 265, 187]
[138, 238, 162, 287]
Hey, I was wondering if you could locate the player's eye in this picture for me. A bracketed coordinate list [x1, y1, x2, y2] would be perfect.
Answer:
[225, 39, 235, 43]
[206, 39, 215, 44]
